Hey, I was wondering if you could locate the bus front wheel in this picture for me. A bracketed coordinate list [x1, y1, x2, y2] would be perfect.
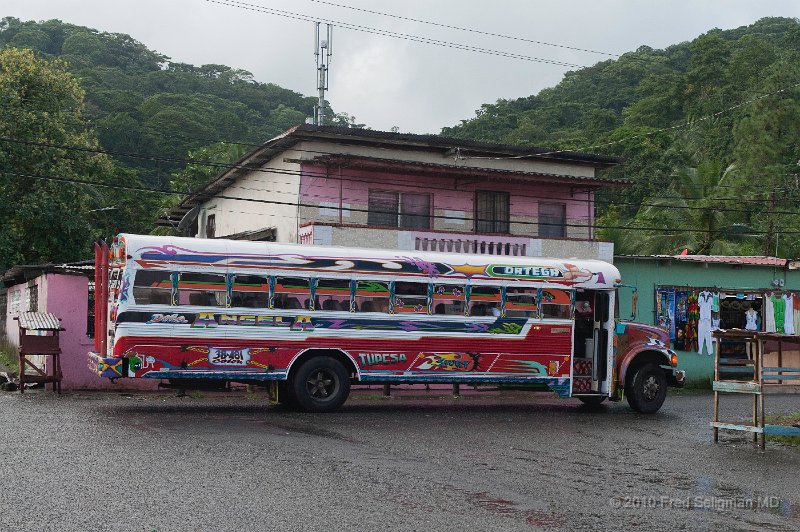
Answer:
[290, 356, 350, 412]
[625, 363, 667, 414]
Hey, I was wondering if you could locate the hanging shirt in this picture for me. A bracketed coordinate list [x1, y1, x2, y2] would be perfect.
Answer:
[783, 294, 794, 335]
[711, 293, 720, 312]
[744, 309, 758, 331]
[772, 295, 785, 334]
[764, 295, 776, 333]
[698, 291, 713, 321]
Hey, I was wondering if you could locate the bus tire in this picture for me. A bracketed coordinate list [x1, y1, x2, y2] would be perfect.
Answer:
[577, 395, 607, 407]
[625, 363, 667, 414]
[290, 356, 350, 412]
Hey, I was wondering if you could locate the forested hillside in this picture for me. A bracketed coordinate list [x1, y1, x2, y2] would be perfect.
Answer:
[444, 17, 800, 257]
[0, 17, 358, 188]
[0, 17, 355, 269]
[2, 16, 800, 269]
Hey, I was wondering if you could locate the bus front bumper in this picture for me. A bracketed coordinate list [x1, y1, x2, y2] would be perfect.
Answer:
[88, 352, 127, 380]
[667, 368, 686, 388]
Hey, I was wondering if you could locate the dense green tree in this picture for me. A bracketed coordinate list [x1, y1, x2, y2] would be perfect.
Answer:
[446, 16, 800, 257]
[613, 161, 757, 255]
[0, 48, 109, 269]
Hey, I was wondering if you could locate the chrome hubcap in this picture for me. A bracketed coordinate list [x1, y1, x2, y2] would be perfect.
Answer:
[306, 370, 336, 399]
[643, 375, 659, 401]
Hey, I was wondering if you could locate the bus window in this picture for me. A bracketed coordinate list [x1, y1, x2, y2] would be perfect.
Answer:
[541, 289, 572, 319]
[432, 284, 465, 315]
[273, 277, 310, 310]
[231, 274, 269, 309]
[272, 277, 311, 310]
[177, 272, 227, 307]
[505, 286, 539, 318]
[469, 286, 501, 316]
[317, 279, 351, 311]
[354, 280, 390, 313]
[132, 271, 172, 305]
[394, 282, 428, 314]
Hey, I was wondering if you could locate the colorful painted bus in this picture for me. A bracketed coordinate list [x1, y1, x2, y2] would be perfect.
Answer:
[89, 234, 684, 412]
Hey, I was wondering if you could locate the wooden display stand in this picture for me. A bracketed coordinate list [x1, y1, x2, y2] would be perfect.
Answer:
[712, 329, 800, 449]
[15, 312, 64, 394]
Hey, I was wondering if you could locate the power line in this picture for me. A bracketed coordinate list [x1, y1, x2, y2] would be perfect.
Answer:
[203, 0, 586, 68]
[464, 79, 800, 161]
[3, 135, 800, 215]
[305, 0, 621, 58]
[4, 170, 800, 236]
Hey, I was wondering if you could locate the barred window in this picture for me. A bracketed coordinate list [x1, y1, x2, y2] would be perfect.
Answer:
[475, 191, 509, 233]
[28, 284, 38, 312]
[368, 190, 431, 230]
[539, 202, 566, 238]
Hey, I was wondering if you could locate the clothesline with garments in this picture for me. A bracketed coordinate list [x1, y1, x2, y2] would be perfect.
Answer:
[654, 286, 800, 356]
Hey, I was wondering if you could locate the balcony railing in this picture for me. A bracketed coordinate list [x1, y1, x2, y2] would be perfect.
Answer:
[414, 233, 527, 256]
[296, 223, 612, 261]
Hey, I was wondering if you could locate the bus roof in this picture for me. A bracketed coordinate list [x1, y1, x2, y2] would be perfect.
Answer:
[117, 233, 621, 289]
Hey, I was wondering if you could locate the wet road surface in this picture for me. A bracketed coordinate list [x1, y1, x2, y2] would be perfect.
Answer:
[0, 388, 798, 531]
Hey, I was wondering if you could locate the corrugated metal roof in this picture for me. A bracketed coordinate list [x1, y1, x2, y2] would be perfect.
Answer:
[17, 312, 61, 331]
[617, 254, 789, 267]
[305, 154, 631, 187]
[1, 260, 93, 287]
[157, 124, 625, 227]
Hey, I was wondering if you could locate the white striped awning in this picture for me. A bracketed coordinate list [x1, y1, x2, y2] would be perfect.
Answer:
[17, 312, 61, 331]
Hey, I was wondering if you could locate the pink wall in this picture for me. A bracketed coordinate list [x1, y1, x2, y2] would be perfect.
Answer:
[3, 273, 157, 391]
[299, 165, 593, 222]
[42, 274, 158, 391]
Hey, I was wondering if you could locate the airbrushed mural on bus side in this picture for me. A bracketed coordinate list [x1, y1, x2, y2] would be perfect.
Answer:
[132, 243, 601, 286]
[91, 234, 688, 414]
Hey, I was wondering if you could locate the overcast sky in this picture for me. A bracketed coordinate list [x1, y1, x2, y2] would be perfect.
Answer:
[5, 1, 800, 134]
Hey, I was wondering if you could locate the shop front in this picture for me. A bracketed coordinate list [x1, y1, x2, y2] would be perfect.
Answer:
[616, 255, 800, 383]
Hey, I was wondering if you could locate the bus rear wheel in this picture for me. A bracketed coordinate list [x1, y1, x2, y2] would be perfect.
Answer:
[290, 356, 350, 412]
[625, 363, 667, 414]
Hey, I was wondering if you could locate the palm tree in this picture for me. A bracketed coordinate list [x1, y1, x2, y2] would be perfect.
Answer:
[620, 161, 756, 255]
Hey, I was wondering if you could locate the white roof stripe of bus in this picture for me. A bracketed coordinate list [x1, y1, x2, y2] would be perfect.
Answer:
[118, 233, 620, 290]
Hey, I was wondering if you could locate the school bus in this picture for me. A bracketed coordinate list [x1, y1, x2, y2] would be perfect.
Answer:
[89, 234, 684, 412]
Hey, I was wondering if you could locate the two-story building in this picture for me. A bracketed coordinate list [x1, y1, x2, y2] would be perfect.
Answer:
[159, 125, 625, 261]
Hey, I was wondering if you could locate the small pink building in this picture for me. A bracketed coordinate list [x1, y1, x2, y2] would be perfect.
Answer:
[1, 263, 156, 390]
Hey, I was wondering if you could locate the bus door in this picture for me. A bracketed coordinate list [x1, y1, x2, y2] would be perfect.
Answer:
[591, 291, 613, 393]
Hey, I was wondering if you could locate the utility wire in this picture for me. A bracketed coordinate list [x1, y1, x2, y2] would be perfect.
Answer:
[3, 135, 800, 214]
[465, 80, 800, 161]
[4, 170, 800, 236]
[204, 0, 586, 68]
[305, 0, 621, 58]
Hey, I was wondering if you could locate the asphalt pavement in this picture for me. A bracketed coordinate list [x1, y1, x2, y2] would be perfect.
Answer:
[0, 387, 798, 531]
